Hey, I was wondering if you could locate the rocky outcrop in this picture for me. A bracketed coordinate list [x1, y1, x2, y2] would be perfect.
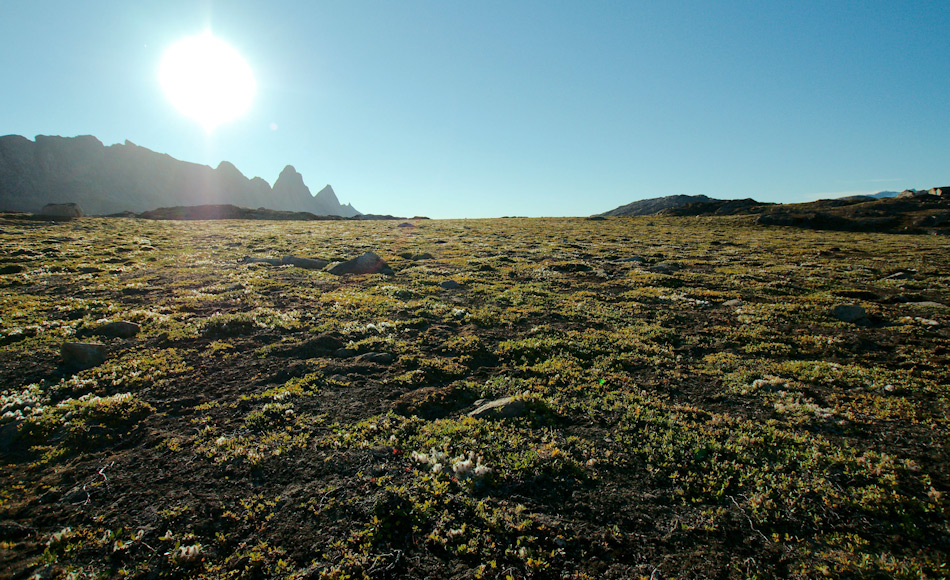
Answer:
[40, 203, 84, 218]
[597, 195, 714, 217]
[0, 135, 361, 217]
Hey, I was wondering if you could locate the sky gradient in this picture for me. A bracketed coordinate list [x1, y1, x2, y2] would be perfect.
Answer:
[2, 1, 948, 218]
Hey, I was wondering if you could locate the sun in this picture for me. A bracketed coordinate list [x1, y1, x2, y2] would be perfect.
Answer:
[159, 32, 256, 132]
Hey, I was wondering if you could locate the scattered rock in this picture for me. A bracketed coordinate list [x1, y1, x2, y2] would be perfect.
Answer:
[40, 203, 84, 218]
[280, 255, 329, 270]
[355, 352, 394, 365]
[830, 304, 868, 324]
[723, 299, 744, 307]
[327, 252, 394, 276]
[0, 265, 24, 275]
[397, 222, 414, 228]
[334, 348, 358, 358]
[550, 262, 593, 273]
[648, 262, 682, 274]
[93, 321, 140, 338]
[617, 256, 646, 264]
[467, 396, 528, 420]
[78, 266, 103, 274]
[907, 301, 948, 309]
[881, 270, 915, 281]
[61, 342, 107, 369]
[439, 280, 462, 290]
[412, 253, 434, 261]
[392, 383, 477, 419]
[240, 256, 283, 266]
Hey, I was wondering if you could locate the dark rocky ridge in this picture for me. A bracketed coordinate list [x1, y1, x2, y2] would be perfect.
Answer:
[597, 188, 950, 233]
[0, 134, 360, 217]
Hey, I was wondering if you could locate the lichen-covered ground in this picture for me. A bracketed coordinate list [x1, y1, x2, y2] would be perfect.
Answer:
[1, 215, 948, 579]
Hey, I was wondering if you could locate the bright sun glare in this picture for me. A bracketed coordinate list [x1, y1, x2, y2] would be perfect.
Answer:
[159, 32, 256, 132]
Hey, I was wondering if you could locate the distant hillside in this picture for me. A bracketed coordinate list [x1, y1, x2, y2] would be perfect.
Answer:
[596, 188, 949, 233]
[597, 194, 771, 217]
[0, 134, 361, 217]
[757, 189, 950, 233]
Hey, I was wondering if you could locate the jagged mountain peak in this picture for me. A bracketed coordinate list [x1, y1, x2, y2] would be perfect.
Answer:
[0, 134, 361, 217]
[315, 184, 339, 204]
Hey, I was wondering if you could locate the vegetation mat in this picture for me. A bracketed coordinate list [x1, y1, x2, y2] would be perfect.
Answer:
[1, 216, 947, 579]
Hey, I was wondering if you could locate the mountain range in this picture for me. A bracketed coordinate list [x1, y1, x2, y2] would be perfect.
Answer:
[0, 135, 360, 217]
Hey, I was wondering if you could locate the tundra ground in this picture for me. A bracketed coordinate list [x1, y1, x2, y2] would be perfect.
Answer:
[1, 216, 948, 579]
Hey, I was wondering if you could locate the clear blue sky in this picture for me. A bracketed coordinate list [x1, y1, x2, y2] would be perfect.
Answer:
[2, 1, 948, 218]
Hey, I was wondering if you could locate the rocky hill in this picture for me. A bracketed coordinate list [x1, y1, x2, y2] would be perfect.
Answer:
[0, 135, 361, 217]
[598, 188, 950, 233]
[755, 189, 950, 233]
[597, 194, 715, 216]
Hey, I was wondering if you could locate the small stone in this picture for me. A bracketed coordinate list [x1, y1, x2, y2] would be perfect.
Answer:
[334, 348, 358, 358]
[411, 253, 434, 261]
[0, 265, 24, 275]
[439, 280, 462, 290]
[468, 397, 528, 420]
[907, 301, 948, 309]
[239, 256, 282, 266]
[94, 321, 140, 338]
[830, 304, 867, 324]
[355, 352, 394, 365]
[61, 342, 107, 369]
[648, 262, 682, 274]
[327, 252, 394, 276]
[280, 255, 329, 270]
[723, 299, 744, 307]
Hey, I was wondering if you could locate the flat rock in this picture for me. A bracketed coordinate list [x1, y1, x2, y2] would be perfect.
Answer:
[439, 280, 462, 290]
[467, 396, 528, 420]
[830, 304, 868, 323]
[281, 255, 329, 270]
[723, 299, 744, 307]
[648, 262, 682, 274]
[881, 271, 915, 281]
[0, 265, 24, 275]
[412, 253, 434, 261]
[240, 256, 282, 266]
[327, 252, 394, 276]
[61, 342, 107, 369]
[355, 352, 394, 365]
[93, 321, 140, 338]
[907, 301, 948, 309]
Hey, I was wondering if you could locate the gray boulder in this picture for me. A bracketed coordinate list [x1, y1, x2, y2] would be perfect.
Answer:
[61, 342, 107, 369]
[93, 321, 140, 338]
[830, 304, 868, 324]
[439, 280, 462, 290]
[327, 252, 394, 276]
